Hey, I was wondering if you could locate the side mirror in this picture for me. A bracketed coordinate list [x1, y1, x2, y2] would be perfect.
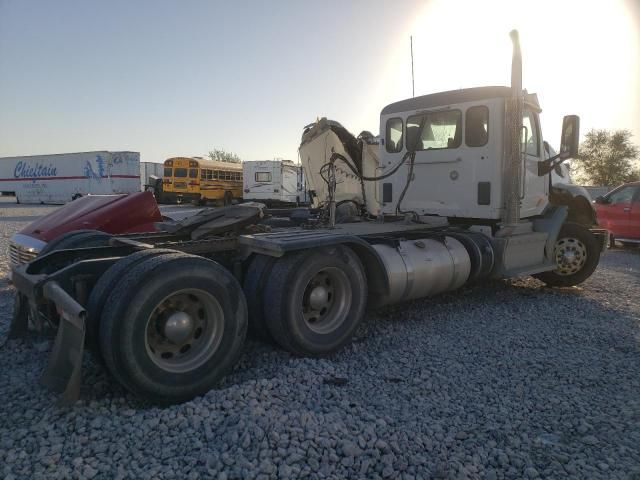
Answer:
[560, 115, 580, 159]
[594, 195, 608, 204]
[406, 125, 421, 153]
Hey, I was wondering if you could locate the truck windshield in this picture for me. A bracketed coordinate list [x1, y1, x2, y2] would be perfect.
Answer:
[406, 110, 462, 150]
[174, 168, 188, 178]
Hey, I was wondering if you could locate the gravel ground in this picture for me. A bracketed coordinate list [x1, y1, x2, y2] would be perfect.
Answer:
[1, 198, 639, 479]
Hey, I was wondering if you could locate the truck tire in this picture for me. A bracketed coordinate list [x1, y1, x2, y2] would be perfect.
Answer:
[39, 230, 112, 256]
[242, 254, 277, 341]
[98, 254, 247, 403]
[86, 249, 184, 357]
[533, 222, 601, 287]
[263, 245, 367, 356]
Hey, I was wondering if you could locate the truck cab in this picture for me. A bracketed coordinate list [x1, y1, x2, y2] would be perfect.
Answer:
[378, 87, 548, 220]
[301, 89, 592, 229]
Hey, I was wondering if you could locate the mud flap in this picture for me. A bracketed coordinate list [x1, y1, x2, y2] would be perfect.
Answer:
[39, 282, 87, 406]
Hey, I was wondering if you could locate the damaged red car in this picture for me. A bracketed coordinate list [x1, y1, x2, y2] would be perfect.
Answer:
[9, 191, 163, 265]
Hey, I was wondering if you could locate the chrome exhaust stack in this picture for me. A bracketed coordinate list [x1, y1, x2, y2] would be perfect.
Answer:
[503, 29, 524, 226]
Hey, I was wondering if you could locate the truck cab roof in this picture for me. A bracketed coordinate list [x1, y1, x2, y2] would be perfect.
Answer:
[381, 86, 541, 115]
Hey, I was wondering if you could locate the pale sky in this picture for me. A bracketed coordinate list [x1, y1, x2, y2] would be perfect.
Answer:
[1, 0, 638, 163]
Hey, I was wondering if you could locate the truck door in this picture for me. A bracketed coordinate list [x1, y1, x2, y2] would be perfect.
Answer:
[600, 185, 640, 239]
[399, 109, 473, 217]
[520, 109, 548, 217]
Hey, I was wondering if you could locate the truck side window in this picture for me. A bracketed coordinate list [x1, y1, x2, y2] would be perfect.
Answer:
[522, 110, 540, 156]
[465, 106, 489, 147]
[386, 118, 403, 153]
[407, 110, 462, 150]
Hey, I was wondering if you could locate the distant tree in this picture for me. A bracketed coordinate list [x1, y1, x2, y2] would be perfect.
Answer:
[573, 129, 639, 186]
[208, 148, 241, 164]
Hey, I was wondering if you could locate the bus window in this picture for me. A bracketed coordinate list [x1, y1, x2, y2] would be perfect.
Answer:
[164, 167, 173, 177]
[189, 168, 198, 179]
[174, 168, 188, 178]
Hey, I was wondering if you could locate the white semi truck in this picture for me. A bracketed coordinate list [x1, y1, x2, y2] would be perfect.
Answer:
[242, 160, 307, 206]
[0, 151, 141, 204]
[10, 31, 606, 405]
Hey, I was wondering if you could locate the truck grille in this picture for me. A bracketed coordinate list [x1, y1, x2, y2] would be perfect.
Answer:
[9, 242, 38, 266]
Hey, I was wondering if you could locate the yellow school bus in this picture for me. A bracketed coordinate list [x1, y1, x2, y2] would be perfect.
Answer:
[162, 157, 243, 204]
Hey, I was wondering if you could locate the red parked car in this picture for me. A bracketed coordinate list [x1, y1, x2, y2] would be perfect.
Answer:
[593, 181, 640, 246]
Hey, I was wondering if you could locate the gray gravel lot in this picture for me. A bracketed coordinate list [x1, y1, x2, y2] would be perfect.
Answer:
[0, 198, 639, 479]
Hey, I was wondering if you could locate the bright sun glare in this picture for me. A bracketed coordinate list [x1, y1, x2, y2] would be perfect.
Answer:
[363, 0, 639, 148]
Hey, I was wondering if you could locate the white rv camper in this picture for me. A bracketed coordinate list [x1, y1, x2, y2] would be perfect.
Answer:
[243, 160, 306, 205]
[0, 151, 141, 204]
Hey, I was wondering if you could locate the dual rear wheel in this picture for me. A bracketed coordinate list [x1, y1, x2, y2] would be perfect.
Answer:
[244, 245, 367, 356]
[91, 245, 366, 403]
[90, 252, 247, 403]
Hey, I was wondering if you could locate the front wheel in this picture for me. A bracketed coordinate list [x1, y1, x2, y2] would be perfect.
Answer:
[533, 222, 601, 287]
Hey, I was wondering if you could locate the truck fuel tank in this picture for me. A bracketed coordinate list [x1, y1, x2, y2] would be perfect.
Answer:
[372, 236, 472, 306]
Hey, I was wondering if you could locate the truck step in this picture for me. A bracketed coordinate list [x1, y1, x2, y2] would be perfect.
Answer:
[492, 231, 550, 277]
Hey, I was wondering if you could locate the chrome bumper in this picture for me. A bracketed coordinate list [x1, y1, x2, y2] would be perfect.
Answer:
[9, 233, 46, 266]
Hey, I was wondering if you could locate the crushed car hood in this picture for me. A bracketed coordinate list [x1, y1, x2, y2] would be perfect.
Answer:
[19, 191, 163, 242]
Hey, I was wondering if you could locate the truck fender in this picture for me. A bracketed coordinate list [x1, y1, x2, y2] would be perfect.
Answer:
[533, 205, 569, 260]
[550, 184, 596, 225]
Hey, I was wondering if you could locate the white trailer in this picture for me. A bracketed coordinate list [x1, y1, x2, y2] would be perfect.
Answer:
[243, 160, 306, 205]
[139, 161, 164, 190]
[0, 151, 141, 204]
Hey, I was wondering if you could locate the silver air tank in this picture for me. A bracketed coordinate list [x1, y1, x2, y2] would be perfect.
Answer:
[372, 237, 472, 306]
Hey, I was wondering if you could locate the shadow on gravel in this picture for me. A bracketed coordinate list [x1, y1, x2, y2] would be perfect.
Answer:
[1, 271, 639, 412]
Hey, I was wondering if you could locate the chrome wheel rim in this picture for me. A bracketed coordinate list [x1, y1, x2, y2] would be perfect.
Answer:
[145, 289, 223, 373]
[301, 267, 351, 334]
[554, 237, 587, 276]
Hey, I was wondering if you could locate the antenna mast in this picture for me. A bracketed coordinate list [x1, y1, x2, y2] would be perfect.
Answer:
[410, 36, 415, 97]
